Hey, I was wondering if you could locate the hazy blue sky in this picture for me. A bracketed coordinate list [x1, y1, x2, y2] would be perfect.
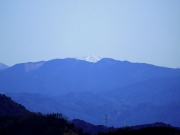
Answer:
[1, 0, 180, 68]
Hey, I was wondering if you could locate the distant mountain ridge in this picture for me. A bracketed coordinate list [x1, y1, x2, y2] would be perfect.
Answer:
[0, 58, 180, 94]
[1, 58, 180, 127]
[75, 55, 101, 62]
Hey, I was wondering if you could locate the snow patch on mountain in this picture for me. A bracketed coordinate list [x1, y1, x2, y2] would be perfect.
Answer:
[25, 61, 45, 72]
[75, 55, 101, 62]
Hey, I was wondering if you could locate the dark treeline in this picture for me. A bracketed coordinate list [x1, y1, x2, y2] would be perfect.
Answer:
[0, 112, 90, 135]
[1, 93, 180, 135]
[0, 93, 88, 135]
[1, 113, 180, 135]
[0, 94, 30, 117]
[98, 126, 180, 135]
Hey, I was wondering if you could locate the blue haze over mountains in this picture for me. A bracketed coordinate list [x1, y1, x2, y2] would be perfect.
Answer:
[0, 58, 180, 127]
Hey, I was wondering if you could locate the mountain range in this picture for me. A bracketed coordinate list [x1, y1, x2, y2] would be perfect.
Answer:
[0, 58, 180, 127]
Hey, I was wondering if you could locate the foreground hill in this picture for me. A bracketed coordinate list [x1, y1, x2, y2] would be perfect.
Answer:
[0, 94, 29, 117]
[0, 95, 179, 135]
[0, 94, 88, 135]
[98, 125, 180, 135]
[0, 113, 83, 135]
[73, 119, 180, 135]
[1, 93, 179, 135]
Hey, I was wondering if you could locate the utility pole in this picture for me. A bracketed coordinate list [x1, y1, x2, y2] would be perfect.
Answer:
[105, 114, 108, 127]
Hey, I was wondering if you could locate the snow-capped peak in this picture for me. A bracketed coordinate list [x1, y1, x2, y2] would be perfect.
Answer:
[75, 55, 101, 62]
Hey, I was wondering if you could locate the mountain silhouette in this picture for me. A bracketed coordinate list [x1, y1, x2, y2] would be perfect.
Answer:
[1, 58, 180, 127]
[0, 58, 180, 94]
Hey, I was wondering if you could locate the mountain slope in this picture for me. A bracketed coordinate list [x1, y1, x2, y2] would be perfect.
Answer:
[101, 76, 180, 105]
[0, 94, 29, 116]
[6, 75, 180, 127]
[0, 63, 8, 70]
[0, 94, 85, 135]
[0, 58, 180, 94]
[1, 58, 180, 127]
[0, 112, 81, 135]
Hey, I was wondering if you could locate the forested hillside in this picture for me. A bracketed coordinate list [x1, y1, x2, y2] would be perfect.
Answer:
[0, 94, 29, 117]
